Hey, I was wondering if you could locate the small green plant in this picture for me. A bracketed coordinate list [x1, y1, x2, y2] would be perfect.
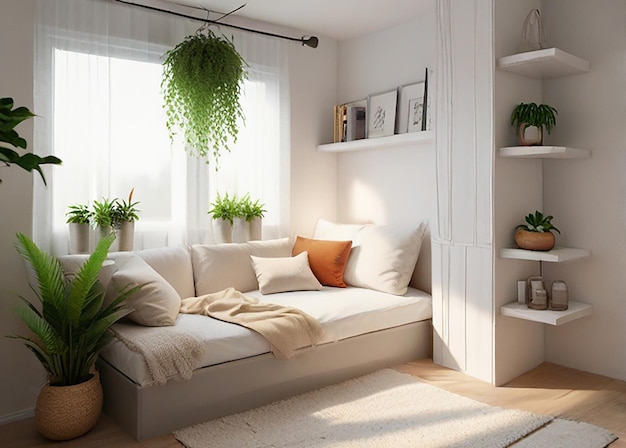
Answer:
[0, 97, 61, 185]
[510, 102, 558, 134]
[208, 192, 239, 224]
[516, 210, 560, 234]
[92, 197, 116, 229]
[66, 203, 93, 225]
[8, 233, 137, 386]
[161, 30, 248, 165]
[239, 193, 266, 222]
[111, 188, 140, 227]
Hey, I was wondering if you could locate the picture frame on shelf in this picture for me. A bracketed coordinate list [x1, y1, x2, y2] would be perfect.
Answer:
[367, 89, 397, 139]
[398, 82, 425, 134]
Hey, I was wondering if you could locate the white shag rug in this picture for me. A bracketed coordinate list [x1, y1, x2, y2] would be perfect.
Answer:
[173, 369, 617, 448]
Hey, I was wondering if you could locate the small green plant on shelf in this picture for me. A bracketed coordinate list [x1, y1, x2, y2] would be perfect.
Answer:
[510, 102, 558, 146]
[239, 193, 266, 222]
[111, 188, 140, 228]
[65, 203, 93, 224]
[515, 210, 560, 251]
[207, 192, 239, 224]
[92, 197, 116, 230]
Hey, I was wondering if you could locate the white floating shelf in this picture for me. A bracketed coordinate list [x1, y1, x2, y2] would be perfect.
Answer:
[500, 301, 592, 325]
[317, 131, 434, 153]
[500, 247, 590, 263]
[497, 47, 590, 79]
[499, 146, 590, 159]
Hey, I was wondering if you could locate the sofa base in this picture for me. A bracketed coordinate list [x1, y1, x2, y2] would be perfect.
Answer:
[97, 319, 432, 441]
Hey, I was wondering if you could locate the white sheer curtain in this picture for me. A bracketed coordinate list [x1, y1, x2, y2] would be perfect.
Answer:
[33, 0, 290, 255]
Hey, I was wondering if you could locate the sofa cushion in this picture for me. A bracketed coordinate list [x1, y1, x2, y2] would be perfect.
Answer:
[343, 222, 427, 296]
[312, 218, 369, 242]
[106, 253, 180, 326]
[192, 238, 292, 295]
[292, 236, 352, 287]
[250, 251, 322, 294]
[135, 245, 194, 300]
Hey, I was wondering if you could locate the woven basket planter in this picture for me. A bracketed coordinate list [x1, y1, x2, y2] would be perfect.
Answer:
[35, 373, 103, 441]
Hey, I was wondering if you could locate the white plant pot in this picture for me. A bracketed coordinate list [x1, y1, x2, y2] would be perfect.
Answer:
[116, 221, 135, 252]
[213, 218, 232, 244]
[232, 217, 250, 243]
[68, 223, 90, 254]
[97, 225, 118, 252]
[249, 217, 262, 241]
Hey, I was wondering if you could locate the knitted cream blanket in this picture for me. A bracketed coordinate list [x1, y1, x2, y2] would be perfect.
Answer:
[110, 322, 203, 386]
[180, 287, 323, 360]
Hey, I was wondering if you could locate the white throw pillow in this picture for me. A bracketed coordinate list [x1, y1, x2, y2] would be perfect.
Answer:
[106, 253, 181, 326]
[192, 238, 293, 295]
[343, 222, 427, 296]
[312, 218, 370, 242]
[250, 251, 322, 295]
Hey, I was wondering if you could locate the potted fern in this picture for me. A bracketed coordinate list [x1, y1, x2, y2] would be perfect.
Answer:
[515, 210, 561, 251]
[162, 30, 248, 165]
[208, 192, 238, 243]
[0, 97, 61, 185]
[510, 102, 558, 146]
[8, 233, 137, 440]
[66, 203, 93, 254]
[239, 193, 266, 241]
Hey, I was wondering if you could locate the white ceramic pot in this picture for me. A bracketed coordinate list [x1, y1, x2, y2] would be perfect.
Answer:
[517, 124, 543, 146]
[116, 221, 135, 252]
[249, 217, 262, 241]
[213, 218, 232, 244]
[232, 217, 250, 243]
[68, 223, 90, 254]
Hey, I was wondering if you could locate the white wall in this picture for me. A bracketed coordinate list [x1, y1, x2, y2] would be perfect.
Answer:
[541, 0, 626, 381]
[0, 2, 338, 421]
[335, 10, 436, 292]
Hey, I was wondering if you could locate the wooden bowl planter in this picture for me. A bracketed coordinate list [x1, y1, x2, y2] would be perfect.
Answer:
[515, 229, 555, 251]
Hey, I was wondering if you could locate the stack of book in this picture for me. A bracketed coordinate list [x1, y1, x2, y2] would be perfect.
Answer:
[333, 100, 366, 143]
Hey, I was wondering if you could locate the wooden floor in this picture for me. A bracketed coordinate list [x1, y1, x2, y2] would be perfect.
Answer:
[1, 359, 624, 447]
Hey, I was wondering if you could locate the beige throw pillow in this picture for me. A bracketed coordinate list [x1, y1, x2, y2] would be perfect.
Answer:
[106, 253, 180, 326]
[343, 222, 427, 296]
[250, 251, 322, 295]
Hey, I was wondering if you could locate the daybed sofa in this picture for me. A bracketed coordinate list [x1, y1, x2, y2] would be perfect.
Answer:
[63, 220, 433, 440]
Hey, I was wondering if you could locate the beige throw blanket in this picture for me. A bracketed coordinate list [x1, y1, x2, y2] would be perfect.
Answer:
[110, 322, 203, 386]
[180, 287, 323, 360]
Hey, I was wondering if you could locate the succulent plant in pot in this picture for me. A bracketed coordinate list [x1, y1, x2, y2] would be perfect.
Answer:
[510, 102, 558, 146]
[515, 210, 561, 251]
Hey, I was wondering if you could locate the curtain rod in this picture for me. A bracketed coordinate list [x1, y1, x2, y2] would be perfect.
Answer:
[112, 0, 319, 48]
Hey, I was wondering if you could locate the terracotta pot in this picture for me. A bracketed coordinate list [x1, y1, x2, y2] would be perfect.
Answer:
[35, 373, 103, 441]
[515, 229, 555, 251]
[517, 123, 543, 146]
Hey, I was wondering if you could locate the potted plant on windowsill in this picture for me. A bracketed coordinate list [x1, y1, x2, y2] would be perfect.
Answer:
[111, 188, 140, 252]
[66, 203, 93, 254]
[208, 192, 238, 243]
[515, 210, 561, 251]
[510, 102, 558, 146]
[239, 193, 266, 241]
[8, 233, 137, 440]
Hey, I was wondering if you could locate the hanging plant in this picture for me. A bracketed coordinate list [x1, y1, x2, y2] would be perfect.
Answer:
[161, 29, 248, 164]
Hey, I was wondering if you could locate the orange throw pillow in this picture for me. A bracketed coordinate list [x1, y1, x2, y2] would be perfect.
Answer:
[292, 236, 352, 287]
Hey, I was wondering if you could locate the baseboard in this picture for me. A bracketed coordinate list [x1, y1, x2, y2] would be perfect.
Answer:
[0, 408, 34, 426]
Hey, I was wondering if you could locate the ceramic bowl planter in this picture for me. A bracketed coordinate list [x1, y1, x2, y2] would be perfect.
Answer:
[36, 373, 103, 440]
[515, 229, 555, 251]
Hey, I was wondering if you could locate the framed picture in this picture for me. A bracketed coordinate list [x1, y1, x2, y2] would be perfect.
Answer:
[367, 89, 397, 138]
[398, 82, 425, 134]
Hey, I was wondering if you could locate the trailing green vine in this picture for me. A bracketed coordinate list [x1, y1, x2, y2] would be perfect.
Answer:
[161, 30, 248, 165]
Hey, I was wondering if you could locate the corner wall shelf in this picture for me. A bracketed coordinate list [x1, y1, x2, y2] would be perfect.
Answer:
[317, 131, 434, 153]
[497, 47, 590, 79]
[500, 247, 590, 263]
[500, 301, 592, 325]
[499, 146, 590, 159]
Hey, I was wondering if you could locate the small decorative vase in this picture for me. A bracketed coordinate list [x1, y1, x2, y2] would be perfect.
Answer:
[68, 223, 90, 254]
[35, 373, 103, 441]
[515, 229, 555, 251]
[249, 217, 262, 241]
[116, 221, 135, 251]
[517, 124, 543, 146]
[550, 280, 569, 310]
[232, 217, 250, 243]
[213, 218, 232, 244]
